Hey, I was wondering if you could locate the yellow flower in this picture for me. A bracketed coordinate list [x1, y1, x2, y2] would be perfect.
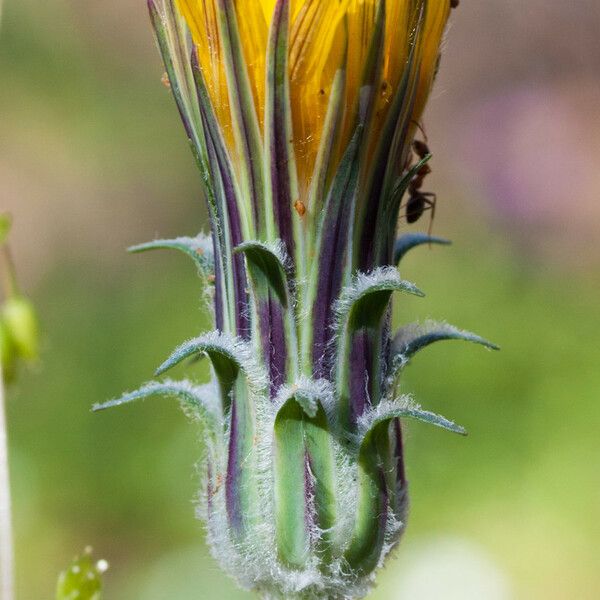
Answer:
[176, 0, 449, 199]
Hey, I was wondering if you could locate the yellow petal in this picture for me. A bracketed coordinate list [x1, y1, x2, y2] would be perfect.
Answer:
[344, 0, 379, 111]
[176, 0, 235, 147]
[176, 0, 450, 194]
[260, 0, 278, 24]
[233, 0, 270, 126]
[289, 0, 350, 196]
[336, 0, 380, 163]
[413, 0, 450, 122]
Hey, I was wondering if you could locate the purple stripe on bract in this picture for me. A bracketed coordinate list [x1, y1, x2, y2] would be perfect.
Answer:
[212, 228, 225, 331]
[312, 186, 355, 379]
[233, 254, 250, 339]
[200, 103, 251, 339]
[268, 0, 295, 267]
[216, 0, 262, 227]
[358, 70, 417, 270]
[312, 126, 363, 378]
[392, 418, 409, 525]
[258, 297, 287, 398]
[349, 329, 374, 425]
[221, 224, 248, 341]
[226, 399, 243, 533]
[393, 418, 406, 489]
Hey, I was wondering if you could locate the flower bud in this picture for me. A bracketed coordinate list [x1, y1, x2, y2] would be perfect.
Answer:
[2, 296, 39, 361]
[56, 547, 107, 600]
[102, 2, 494, 598]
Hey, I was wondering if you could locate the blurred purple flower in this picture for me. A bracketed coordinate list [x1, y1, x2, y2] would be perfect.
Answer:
[459, 80, 600, 265]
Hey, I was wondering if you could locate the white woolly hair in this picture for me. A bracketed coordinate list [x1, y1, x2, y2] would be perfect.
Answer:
[393, 319, 465, 349]
[191, 231, 215, 257]
[266, 238, 293, 273]
[334, 266, 421, 323]
[356, 395, 416, 439]
[271, 376, 334, 416]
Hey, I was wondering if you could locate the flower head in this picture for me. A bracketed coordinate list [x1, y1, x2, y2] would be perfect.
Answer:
[100, 3, 496, 599]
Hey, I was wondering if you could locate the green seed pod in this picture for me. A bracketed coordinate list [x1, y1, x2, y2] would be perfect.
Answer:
[2, 296, 39, 361]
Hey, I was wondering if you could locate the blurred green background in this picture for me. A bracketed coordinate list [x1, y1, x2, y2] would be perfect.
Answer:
[1, 1, 599, 598]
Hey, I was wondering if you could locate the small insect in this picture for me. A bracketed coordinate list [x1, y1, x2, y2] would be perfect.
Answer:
[451, 0, 460, 8]
[161, 72, 171, 89]
[406, 189, 437, 226]
[405, 137, 437, 232]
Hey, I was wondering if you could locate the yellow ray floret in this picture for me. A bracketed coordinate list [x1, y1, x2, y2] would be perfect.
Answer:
[176, 0, 450, 186]
[413, 0, 450, 122]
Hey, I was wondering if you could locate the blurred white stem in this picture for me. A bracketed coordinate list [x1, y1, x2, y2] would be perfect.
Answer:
[0, 363, 13, 600]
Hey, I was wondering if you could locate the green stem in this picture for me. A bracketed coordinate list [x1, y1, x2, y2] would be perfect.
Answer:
[0, 359, 14, 600]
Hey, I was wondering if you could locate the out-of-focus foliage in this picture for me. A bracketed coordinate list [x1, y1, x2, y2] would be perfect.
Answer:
[0, 1, 598, 599]
[0, 214, 39, 381]
[0, 215, 10, 244]
[2, 296, 38, 362]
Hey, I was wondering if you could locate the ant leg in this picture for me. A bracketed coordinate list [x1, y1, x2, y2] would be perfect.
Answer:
[421, 192, 437, 237]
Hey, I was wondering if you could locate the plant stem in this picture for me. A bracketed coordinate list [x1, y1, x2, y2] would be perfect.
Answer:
[0, 362, 14, 600]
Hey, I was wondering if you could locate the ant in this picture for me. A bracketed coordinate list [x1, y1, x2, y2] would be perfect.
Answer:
[405, 131, 437, 232]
